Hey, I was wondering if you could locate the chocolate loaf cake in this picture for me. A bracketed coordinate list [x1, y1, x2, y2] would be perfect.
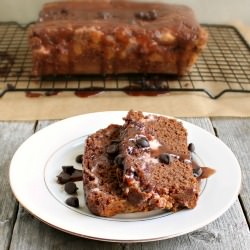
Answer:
[29, 0, 207, 76]
[83, 124, 142, 216]
[83, 110, 203, 217]
[118, 110, 200, 211]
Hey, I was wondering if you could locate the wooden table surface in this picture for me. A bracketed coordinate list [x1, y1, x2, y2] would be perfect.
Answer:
[1, 117, 250, 250]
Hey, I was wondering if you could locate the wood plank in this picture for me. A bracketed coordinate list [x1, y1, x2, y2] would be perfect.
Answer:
[211, 118, 250, 224]
[0, 121, 35, 250]
[9, 120, 122, 250]
[127, 201, 250, 250]
[10, 206, 122, 250]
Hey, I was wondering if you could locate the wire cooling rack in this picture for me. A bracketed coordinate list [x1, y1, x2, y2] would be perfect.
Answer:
[0, 23, 249, 99]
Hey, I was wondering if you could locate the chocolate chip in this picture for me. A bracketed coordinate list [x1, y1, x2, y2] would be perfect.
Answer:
[99, 11, 112, 20]
[114, 154, 124, 167]
[60, 8, 68, 15]
[70, 170, 83, 182]
[193, 167, 203, 177]
[65, 197, 79, 208]
[106, 143, 119, 155]
[188, 143, 195, 152]
[136, 137, 149, 148]
[134, 10, 158, 21]
[62, 166, 75, 175]
[57, 168, 83, 184]
[135, 11, 145, 19]
[57, 172, 71, 184]
[159, 153, 171, 164]
[148, 10, 158, 20]
[111, 139, 120, 144]
[143, 13, 151, 20]
[64, 182, 78, 194]
[75, 154, 83, 164]
[144, 183, 153, 192]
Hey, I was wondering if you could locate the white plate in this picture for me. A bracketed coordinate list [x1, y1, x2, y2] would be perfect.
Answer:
[9, 111, 241, 242]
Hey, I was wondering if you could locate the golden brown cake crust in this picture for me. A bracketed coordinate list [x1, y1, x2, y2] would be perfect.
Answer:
[29, 0, 207, 76]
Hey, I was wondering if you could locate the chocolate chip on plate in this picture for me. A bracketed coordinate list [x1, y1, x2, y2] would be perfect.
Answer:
[136, 137, 149, 148]
[159, 153, 171, 164]
[62, 165, 75, 175]
[106, 143, 119, 155]
[70, 169, 83, 182]
[64, 182, 78, 194]
[57, 172, 71, 184]
[65, 197, 79, 208]
[75, 154, 83, 164]
[57, 168, 83, 184]
[188, 143, 195, 152]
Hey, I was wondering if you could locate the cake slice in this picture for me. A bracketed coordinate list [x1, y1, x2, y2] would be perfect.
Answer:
[83, 124, 142, 217]
[118, 110, 200, 211]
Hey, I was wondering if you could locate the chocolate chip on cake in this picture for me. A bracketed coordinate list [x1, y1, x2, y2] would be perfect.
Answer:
[75, 154, 83, 164]
[65, 197, 79, 208]
[134, 10, 158, 21]
[114, 154, 124, 167]
[159, 153, 171, 164]
[111, 139, 120, 144]
[134, 11, 145, 19]
[62, 165, 75, 175]
[191, 156, 203, 177]
[64, 182, 78, 194]
[106, 143, 119, 155]
[136, 137, 149, 148]
[188, 143, 195, 152]
[99, 11, 112, 20]
[193, 167, 203, 177]
[60, 8, 68, 15]
[148, 10, 158, 20]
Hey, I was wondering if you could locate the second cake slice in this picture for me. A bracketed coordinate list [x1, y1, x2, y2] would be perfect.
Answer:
[83, 124, 142, 216]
